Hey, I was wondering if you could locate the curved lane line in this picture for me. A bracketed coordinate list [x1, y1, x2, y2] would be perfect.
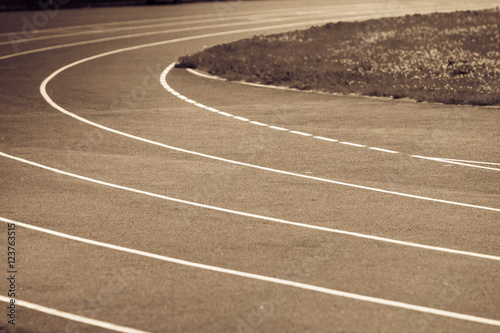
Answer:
[432, 159, 500, 171]
[439, 158, 500, 166]
[0, 8, 341, 47]
[0, 295, 150, 333]
[369, 147, 398, 153]
[181, 67, 500, 170]
[0, 11, 374, 61]
[315, 136, 338, 142]
[2, 2, 488, 60]
[2, 151, 500, 261]
[0, 3, 369, 37]
[162, 66, 500, 208]
[183, 68, 500, 171]
[0, 11, 227, 37]
[1, 217, 500, 327]
[4, 5, 498, 330]
[181, 66, 400, 151]
[39, 54, 500, 212]
[413, 156, 500, 171]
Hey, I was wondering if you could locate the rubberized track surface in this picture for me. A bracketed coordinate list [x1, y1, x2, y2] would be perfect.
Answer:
[1, 1, 499, 332]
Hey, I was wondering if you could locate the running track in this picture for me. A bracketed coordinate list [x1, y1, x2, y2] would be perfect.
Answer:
[1, 1, 499, 332]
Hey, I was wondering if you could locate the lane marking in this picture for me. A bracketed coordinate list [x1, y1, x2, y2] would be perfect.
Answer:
[165, 65, 404, 155]
[438, 158, 500, 166]
[187, 67, 296, 91]
[3, 2, 480, 60]
[314, 136, 338, 142]
[178, 68, 500, 171]
[177, 51, 499, 171]
[249, 121, 268, 126]
[186, 68, 224, 81]
[413, 156, 500, 172]
[1, 217, 500, 328]
[0, 14, 344, 60]
[0, 9, 339, 46]
[0, 295, 149, 333]
[0, 17, 241, 46]
[0, 3, 374, 37]
[0, 11, 375, 61]
[6, 4, 491, 178]
[1, 4, 496, 326]
[2, 152, 500, 261]
[35, 26, 500, 213]
[269, 126, 289, 131]
[218, 111, 234, 117]
[2, 1, 494, 38]
[234, 116, 249, 121]
[290, 130, 313, 136]
[434, 159, 500, 172]
[340, 142, 366, 147]
[166, 68, 500, 172]
[369, 147, 399, 154]
[169, 65, 415, 158]
[0, 11, 231, 37]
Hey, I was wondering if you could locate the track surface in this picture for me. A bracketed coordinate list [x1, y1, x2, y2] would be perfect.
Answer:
[1, 1, 499, 332]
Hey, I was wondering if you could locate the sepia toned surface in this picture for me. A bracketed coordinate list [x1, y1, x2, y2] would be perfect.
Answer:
[0, 0, 499, 332]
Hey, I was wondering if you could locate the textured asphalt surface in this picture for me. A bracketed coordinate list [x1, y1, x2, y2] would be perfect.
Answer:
[0, 1, 499, 332]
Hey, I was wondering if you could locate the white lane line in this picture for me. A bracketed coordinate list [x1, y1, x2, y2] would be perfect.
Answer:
[0, 15, 247, 46]
[413, 156, 500, 172]
[249, 121, 268, 126]
[167, 66, 318, 138]
[438, 158, 500, 166]
[1, 14, 345, 61]
[179, 68, 500, 168]
[186, 68, 225, 81]
[0, 2, 488, 38]
[167, 66, 372, 150]
[38, 35, 500, 213]
[314, 136, 338, 142]
[1, 217, 500, 328]
[290, 130, 313, 136]
[2, 152, 500, 261]
[182, 66, 498, 171]
[5, 2, 473, 60]
[194, 103, 207, 108]
[234, 116, 250, 122]
[435, 159, 500, 172]
[0, 9, 257, 37]
[170, 66, 410, 158]
[340, 142, 366, 147]
[0, 295, 149, 333]
[269, 126, 289, 131]
[177, 46, 499, 169]
[1, 9, 336, 46]
[14, 10, 477, 168]
[369, 147, 399, 154]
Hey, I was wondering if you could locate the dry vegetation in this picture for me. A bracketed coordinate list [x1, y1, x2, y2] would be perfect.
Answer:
[176, 8, 500, 106]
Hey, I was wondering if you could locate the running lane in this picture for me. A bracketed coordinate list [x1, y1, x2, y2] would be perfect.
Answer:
[1, 1, 499, 332]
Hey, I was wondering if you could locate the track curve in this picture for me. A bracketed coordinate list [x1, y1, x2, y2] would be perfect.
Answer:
[1, 1, 500, 332]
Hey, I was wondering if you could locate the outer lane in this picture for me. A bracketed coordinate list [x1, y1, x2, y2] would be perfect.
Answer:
[1, 1, 499, 332]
